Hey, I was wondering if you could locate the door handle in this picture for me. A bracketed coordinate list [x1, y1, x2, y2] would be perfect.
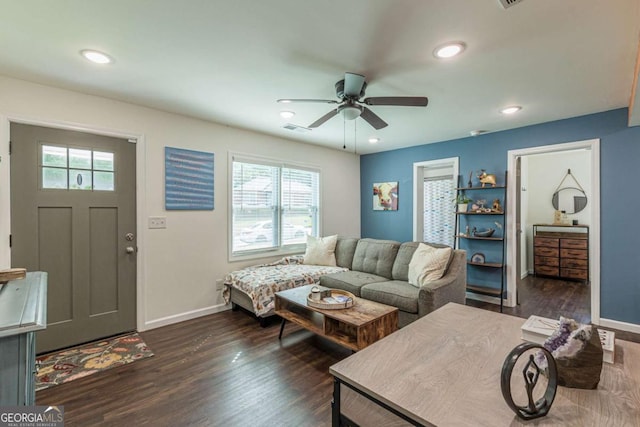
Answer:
[126, 246, 136, 254]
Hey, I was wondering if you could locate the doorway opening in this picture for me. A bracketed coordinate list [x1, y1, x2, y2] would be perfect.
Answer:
[507, 139, 600, 324]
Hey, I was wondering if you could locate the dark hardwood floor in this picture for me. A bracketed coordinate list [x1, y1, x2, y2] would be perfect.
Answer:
[37, 276, 640, 426]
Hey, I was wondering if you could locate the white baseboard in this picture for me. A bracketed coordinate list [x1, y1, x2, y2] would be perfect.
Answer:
[466, 292, 515, 308]
[141, 303, 230, 331]
[596, 317, 640, 334]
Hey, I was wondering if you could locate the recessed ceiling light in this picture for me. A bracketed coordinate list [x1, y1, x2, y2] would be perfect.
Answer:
[470, 130, 487, 137]
[368, 137, 380, 144]
[433, 42, 466, 59]
[280, 111, 295, 119]
[80, 49, 112, 64]
[500, 106, 522, 115]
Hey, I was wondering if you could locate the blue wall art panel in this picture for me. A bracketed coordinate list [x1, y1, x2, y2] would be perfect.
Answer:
[165, 147, 214, 210]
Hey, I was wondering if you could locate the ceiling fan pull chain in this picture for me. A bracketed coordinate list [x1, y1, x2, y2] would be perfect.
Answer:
[343, 114, 346, 150]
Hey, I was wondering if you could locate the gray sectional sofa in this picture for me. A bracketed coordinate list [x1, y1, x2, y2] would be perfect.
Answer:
[321, 238, 466, 327]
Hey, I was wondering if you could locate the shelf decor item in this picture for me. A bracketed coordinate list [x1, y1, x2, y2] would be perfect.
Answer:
[473, 228, 495, 238]
[470, 253, 485, 263]
[477, 169, 497, 187]
[455, 194, 473, 213]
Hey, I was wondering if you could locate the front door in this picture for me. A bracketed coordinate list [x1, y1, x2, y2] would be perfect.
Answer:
[10, 123, 137, 353]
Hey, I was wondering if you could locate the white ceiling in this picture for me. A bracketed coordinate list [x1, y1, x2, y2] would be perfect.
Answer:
[1, 0, 639, 154]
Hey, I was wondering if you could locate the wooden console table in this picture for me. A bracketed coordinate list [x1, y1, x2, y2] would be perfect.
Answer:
[330, 303, 640, 426]
[275, 284, 398, 352]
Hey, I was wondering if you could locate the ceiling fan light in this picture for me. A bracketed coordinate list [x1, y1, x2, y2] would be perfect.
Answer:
[433, 42, 466, 59]
[341, 105, 362, 120]
[80, 49, 112, 64]
[279, 111, 295, 119]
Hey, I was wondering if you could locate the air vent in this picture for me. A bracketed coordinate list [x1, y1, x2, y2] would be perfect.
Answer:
[282, 123, 311, 133]
[498, 0, 525, 9]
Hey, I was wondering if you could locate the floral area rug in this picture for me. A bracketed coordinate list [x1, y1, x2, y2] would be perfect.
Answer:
[36, 332, 153, 391]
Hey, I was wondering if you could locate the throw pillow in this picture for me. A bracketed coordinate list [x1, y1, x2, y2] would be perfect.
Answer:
[407, 243, 452, 287]
[303, 234, 338, 266]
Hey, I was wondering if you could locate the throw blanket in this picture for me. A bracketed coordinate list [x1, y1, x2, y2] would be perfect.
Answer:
[223, 256, 348, 316]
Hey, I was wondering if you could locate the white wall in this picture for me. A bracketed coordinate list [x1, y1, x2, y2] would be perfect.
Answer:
[523, 150, 591, 272]
[0, 75, 361, 329]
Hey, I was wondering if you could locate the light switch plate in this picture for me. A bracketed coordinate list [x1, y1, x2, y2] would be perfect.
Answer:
[148, 216, 167, 229]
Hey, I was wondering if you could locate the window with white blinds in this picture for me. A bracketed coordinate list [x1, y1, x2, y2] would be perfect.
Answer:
[231, 158, 319, 256]
[423, 175, 455, 247]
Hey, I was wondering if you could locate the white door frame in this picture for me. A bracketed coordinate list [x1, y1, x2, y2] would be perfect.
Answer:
[0, 114, 147, 331]
[413, 157, 459, 241]
[506, 139, 600, 323]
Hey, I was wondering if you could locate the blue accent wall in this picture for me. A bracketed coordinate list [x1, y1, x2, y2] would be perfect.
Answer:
[360, 108, 640, 325]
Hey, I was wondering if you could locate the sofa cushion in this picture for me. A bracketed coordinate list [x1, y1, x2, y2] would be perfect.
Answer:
[361, 281, 419, 313]
[392, 241, 452, 281]
[351, 238, 400, 279]
[335, 237, 359, 269]
[303, 234, 338, 266]
[408, 243, 453, 287]
[320, 271, 388, 297]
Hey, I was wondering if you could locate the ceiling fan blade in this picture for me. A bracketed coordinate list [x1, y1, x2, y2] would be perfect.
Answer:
[277, 99, 338, 104]
[308, 109, 339, 128]
[343, 73, 366, 97]
[363, 96, 428, 107]
[360, 107, 388, 130]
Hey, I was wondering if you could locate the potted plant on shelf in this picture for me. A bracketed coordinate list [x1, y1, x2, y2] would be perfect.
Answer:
[456, 194, 473, 213]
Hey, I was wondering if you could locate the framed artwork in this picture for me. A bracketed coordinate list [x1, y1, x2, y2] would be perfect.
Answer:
[165, 147, 215, 210]
[373, 182, 398, 211]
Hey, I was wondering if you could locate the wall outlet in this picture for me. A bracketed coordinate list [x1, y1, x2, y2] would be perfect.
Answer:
[148, 216, 167, 229]
[215, 279, 224, 291]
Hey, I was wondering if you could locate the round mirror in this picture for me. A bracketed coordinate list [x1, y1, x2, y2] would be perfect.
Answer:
[552, 187, 587, 214]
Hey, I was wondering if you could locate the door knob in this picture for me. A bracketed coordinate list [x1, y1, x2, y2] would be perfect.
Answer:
[126, 246, 136, 254]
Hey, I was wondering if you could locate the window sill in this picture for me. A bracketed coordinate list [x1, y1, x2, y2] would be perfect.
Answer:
[229, 244, 306, 263]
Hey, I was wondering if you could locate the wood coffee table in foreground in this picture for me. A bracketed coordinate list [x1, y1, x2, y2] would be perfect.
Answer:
[330, 303, 640, 426]
[275, 284, 398, 351]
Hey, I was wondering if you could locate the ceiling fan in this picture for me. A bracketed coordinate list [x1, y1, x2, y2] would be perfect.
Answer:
[278, 72, 428, 130]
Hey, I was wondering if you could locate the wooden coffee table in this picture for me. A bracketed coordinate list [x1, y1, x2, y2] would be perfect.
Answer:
[330, 303, 640, 426]
[274, 284, 398, 352]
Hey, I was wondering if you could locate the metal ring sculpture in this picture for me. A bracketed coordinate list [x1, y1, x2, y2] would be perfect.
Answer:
[501, 342, 558, 420]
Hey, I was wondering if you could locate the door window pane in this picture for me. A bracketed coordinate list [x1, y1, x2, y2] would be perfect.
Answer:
[69, 169, 93, 190]
[42, 167, 68, 189]
[69, 148, 92, 169]
[40, 146, 115, 191]
[94, 171, 115, 191]
[94, 151, 114, 171]
[42, 145, 67, 167]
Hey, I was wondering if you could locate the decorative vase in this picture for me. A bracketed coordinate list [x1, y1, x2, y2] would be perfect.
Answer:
[458, 203, 468, 213]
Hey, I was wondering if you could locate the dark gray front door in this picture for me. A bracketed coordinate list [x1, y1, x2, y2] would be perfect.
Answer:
[10, 123, 137, 353]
